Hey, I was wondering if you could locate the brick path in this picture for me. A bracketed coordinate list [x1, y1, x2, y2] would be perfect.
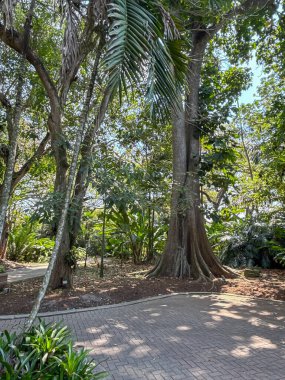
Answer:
[1, 294, 285, 379]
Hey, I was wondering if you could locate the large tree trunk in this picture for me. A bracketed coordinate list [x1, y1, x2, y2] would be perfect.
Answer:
[149, 32, 233, 280]
[148, 105, 191, 277]
[49, 225, 74, 288]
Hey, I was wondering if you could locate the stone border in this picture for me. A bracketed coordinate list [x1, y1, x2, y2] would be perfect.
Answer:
[1, 291, 284, 321]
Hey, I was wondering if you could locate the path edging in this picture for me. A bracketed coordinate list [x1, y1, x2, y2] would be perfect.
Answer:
[1, 291, 284, 321]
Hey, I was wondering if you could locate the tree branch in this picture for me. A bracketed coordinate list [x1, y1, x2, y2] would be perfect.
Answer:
[201, 190, 214, 205]
[11, 132, 50, 190]
[59, 6, 105, 106]
[0, 24, 59, 111]
[0, 92, 13, 139]
[207, 0, 275, 38]
[0, 92, 12, 109]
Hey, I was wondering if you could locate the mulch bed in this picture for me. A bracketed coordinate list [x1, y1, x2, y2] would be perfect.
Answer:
[1, 260, 285, 315]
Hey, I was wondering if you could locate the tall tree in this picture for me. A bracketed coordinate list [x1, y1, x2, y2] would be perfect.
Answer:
[25, 0, 185, 327]
[0, 0, 104, 286]
[149, 0, 276, 280]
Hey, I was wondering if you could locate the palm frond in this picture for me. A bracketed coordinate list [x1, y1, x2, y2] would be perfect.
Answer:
[104, 0, 154, 95]
[146, 37, 187, 118]
[103, 0, 187, 119]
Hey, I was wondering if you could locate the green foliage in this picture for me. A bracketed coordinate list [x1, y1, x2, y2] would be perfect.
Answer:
[8, 220, 54, 262]
[1, 0, 285, 278]
[106, 208, 167, 263]
[31, 192, 65, 230]
[104, 0, 187, 117]
[0, 265, 5, 273]
[0, 320, 107, 379]
[209, 217, 285, 269]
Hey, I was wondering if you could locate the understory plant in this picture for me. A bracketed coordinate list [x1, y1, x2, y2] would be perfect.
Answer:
[0, 320, 107, 379]
[209, 216, 285, 268]
[8, 220, 54, 263]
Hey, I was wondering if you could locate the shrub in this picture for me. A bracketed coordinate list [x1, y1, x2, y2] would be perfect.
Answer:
[8, 222, 54, 263]
[215, 221, 285, 268]
[0, 320, 107, 379]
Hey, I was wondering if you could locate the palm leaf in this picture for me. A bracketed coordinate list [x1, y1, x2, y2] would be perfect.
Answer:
[104, 0, 154, 94]
[103, 0, 187, 118]
[146, 37, 187, 118]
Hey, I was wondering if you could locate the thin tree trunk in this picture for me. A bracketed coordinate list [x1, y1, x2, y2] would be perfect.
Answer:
[11, 132, 50, 189]
[240, 119, 255, 220]
[0, 70, 24, 241]
[0, 221, 9, 260]
[0, 0, 35, 244]
[49, 62, 105, 289]
[150, 207, 155, 258]
[25, 61, 99, 329]
[100, 197, 106, 278]
[69, 89, 111, 248]
[44, 25, 102, 290]
[0, 103, 49, 259]
[147, 193, 152, 262]
[49, 77, 111, 289]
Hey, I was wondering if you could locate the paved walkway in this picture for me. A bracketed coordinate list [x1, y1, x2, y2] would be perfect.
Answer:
[1, 294, 284, 379]
[7, 265, 47, 283]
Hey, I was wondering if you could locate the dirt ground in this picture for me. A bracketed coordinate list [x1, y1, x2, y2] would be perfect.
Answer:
[1, 260, 285, 315]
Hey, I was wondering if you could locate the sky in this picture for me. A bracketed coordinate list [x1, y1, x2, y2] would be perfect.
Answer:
[239, 56, 263, 105]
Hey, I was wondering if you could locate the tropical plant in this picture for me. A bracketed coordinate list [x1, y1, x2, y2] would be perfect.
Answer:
[0, 320, 107, 379]
[8, 221, 54, 263]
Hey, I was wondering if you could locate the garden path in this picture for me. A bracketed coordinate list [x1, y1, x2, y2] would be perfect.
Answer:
[0, 293, 284, 379]
[7, 265, 47, 283]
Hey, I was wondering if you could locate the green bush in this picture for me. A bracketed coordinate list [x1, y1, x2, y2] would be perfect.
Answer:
[0, 320, 107, 379]
[8, 221, 54, 263]
[211, 220, 285, 268]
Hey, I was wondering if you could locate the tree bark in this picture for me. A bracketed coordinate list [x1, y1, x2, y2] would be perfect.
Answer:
[48, 62, 110, 289]
[148, 104, 192, 277]
[0, 3, 109, 291]
[69, 88, 111, 248]
[148, 33, 232, 280]
[11, 133, 50, 188]
[0, 221, 9, 260]
[25, 57, 100, 328]
[148, 0, 273, 281]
